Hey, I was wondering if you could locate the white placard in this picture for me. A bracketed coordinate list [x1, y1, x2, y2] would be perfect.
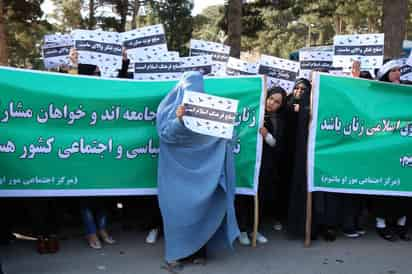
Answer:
[299, 50, 333, 79]
[72, 29, 123, 77]
[182, 91, 238, 139]
[333, 33, 384, 72]
[399, 57, 412, 82]
[120, 24, 168, 63]
[190, 39, 230, 76]
[258, 54, 299, 93]
[42, 33, 73, 69]
[178, 55, 213, 75]
[133, 52, 181, 80]
[44, 33, 73, 46]
[226, 57, 258, 76]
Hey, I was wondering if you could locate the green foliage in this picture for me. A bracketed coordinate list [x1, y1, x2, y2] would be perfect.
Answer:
[4, 0, 55, 68]
[3, 0, 412, 66]
[152, 0, 193, 56]
[193, 0, 397, 59]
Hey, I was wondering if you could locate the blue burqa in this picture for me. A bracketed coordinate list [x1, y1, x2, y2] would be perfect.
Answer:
[156, 71, 240, 262]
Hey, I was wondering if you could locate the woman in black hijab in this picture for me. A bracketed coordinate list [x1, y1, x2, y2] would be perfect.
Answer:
[284, 78, 312, 238]
[285, 78, 341, 241]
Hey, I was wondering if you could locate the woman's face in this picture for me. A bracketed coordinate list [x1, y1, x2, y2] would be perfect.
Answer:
[293, 83, 306, 99]
[266, 93, 283, 113]
[388, 67, 401, 83]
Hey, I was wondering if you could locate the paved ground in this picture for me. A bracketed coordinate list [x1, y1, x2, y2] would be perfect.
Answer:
[2, 224, 412, 274]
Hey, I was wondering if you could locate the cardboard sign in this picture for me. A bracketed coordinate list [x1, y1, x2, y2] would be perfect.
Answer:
[120, 24, 168, 63]
[226, 57, 258, 76]
[42, 34, 73, 69]
[190, 39, 230, 76]
[133, 52, 181, 80]
[333, 33, 384, 72]
[182, 91, 238, 139]
[399, 57, 412, 82]
[299, 50, 333, 79]
[72, 30, 123, 77]
[178, 55, 213, 75]
[258, 54, 299, 93]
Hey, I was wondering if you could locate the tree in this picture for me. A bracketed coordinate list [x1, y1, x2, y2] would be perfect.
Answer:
[108, 0, 130, 31]
[192, 5, 225, 42]
[383, 0, 408, 58]
[1, 0, 52, 67]
[87, 0, 97, 29]
[0, 0, 7, 65]
[227, 0, 242, 58]
[51, 0, 83, 31]
[153, 0, 193, 56]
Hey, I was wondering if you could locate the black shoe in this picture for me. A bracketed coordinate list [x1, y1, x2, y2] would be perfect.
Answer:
[395, 225, 411, 241]
[376, 227, 396, 241]
[355, 226, 366, 235]
[343, 229, 361, 238]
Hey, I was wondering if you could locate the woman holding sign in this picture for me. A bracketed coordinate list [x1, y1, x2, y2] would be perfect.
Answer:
[156, 71, 239, 271]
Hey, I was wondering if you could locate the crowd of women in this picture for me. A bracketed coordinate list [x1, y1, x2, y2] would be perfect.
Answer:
[0, 51, 410, 274]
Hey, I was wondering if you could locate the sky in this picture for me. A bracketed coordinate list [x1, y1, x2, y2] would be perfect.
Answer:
[41, 0, 224, 17]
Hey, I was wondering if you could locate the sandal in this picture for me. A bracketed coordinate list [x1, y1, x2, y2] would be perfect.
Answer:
[87, 234, 102, 249]
[161, 261, 184, 274]
[192, 257, 207, 265]
[99, 230, 116, 244]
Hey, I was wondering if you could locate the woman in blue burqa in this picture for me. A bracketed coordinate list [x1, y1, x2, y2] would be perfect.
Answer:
[156, 71, 240, 271]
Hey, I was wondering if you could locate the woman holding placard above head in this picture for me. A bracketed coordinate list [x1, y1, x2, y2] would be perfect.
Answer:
[371, 59, 411, 242]
[156, 71, 239, 272]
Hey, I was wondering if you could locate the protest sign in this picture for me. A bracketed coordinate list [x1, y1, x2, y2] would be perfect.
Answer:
[0, 67, 264, 196]
[309, 73, 412, 196]
[333, 33, 384, 72]
[178, 55, 213, 75]
[190, 39, 230, 76]
[120, 24, 168, 63]
[72, 30, 123, 77]
[226, 57, 258, 76]
[299, 50, 333, 79]
[182, 91, 238, 139]
[42, 34, 73, 69]
[258, 54, 299, 93]
[133, 52, 181, 80]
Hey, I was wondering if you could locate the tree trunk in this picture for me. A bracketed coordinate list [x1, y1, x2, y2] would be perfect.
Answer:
[131, 0, 138, 29]
[334, 16, 340, 34]
[88, 0, 96, 30]
[0, 0, 8, 65]
[227, 0, 242, 58]
[368, 16, 374, 33]
[119, 0, 128, 32]
[383, 0, 408, 59]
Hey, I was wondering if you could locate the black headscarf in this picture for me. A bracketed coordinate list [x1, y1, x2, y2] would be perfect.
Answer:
[265, 86, 287, 135]
[285, 77, 315, 238]
[78, 64, 101, 76]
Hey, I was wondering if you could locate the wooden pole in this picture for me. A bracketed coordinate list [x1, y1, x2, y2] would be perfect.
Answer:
[252, 193, 259, 247]
[304, 191, 312, 247]
[251, 75, 266, 248]
[304, 72, 316, 247]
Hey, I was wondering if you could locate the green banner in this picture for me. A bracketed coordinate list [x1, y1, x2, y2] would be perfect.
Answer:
[309, 73, 412, 196]
[0, 67, 264, 197]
